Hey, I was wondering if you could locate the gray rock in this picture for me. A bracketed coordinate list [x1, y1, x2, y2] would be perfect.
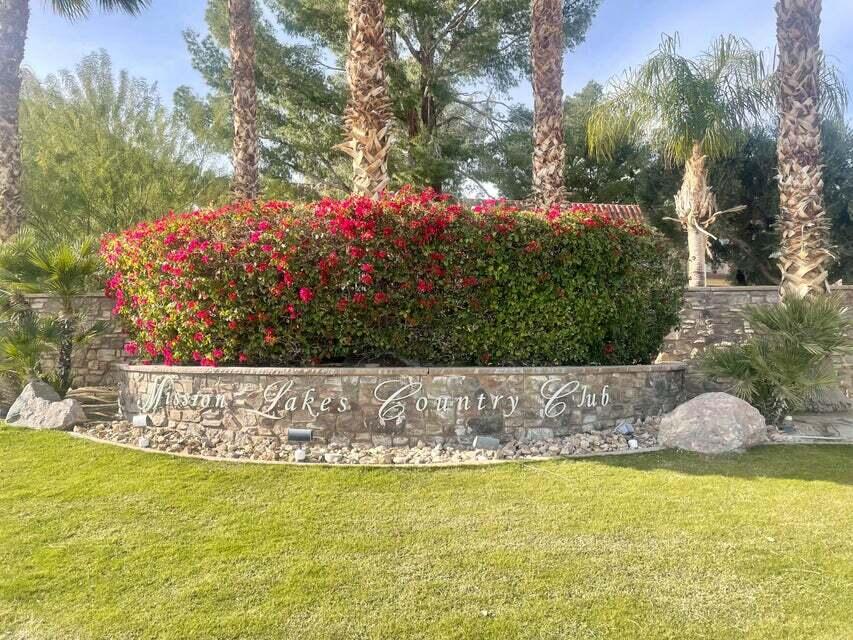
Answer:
[13, 398, 86, 431]
[292, 448, 307, 462]
[5, 381, 61, 424]
[5, 382, 86, 430]
[658, 393, 767, 454]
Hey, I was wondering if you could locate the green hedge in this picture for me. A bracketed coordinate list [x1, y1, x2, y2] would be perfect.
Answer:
[102, 189, 684, 367]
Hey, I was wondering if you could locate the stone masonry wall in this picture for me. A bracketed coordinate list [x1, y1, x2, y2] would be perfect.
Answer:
[657, 286, 853, 396]
[28, 286, 853, 398]
[26, 294, 130, 387]
[116, 364, 686, 446]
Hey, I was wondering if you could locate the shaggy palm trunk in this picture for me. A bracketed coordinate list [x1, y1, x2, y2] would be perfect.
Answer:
[0, 0, 28, 240]
[675, 142, 717, 287]
[56, 313, 75, 396]
[776, 0, 830, 297]
[530, 0, 565, 207]
[338, 0, 392, 197]
[228, 0, 259, 201]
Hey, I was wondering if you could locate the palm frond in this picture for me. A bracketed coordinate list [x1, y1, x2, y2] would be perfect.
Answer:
[700, 295, 851, 422]
[49, 0, 151, 20]
[74, 319, 111, 345]
[588, 33, 770, 165]
[0, 232, 104, 313]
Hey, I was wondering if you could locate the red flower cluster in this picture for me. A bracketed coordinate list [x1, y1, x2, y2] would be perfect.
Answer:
[103, 188, 677, 367]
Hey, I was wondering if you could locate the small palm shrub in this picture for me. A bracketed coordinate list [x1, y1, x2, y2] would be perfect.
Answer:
[701, 295, 852, 423]
[102, 189, 685, 367]
[0, 291, 61, 386]
[0, 233, 108, 395]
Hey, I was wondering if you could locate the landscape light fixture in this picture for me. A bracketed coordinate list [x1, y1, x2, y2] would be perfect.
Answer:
[287, 428, 313, 443]
[132, 414, 150, 428]
[472, 435, 501, 450]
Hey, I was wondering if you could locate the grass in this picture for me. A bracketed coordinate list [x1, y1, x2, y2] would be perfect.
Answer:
[0, 426, 851, 640]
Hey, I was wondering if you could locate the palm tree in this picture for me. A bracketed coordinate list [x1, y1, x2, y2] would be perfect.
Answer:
[530, 0, 566, 207]
[775, 0, 830, 297]
[228, 0, 259, 201]
[588, 35, 768, 287]
[0, 0, 150, 242]
[337, 0, 392, 197]
[0, 232, 104, 394]
[0, 291, 61, 386]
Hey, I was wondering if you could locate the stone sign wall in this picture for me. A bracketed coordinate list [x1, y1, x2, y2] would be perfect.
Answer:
[657, 286, 853, 396]
[116, 364, 686, 446]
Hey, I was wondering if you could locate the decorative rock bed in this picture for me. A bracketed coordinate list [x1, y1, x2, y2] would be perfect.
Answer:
[73, 417, 662, 464]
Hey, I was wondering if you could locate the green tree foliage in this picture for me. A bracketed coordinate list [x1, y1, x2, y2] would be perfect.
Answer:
[477, 81, 671, 204]
[711, 122, 853, 285]
[701, 295, 852, 422]
[178, 0, 601, 195]
[20, 50, 228, 242]
[482, 79, 853, 285]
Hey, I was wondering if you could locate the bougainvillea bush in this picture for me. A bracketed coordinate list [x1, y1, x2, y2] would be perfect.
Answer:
[102, 189, 684, 367]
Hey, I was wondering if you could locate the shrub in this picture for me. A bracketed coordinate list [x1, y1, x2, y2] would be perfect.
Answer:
[701, 295, 852, 422]
[102, 189, 684, 367]
[0, 233, 108, 396]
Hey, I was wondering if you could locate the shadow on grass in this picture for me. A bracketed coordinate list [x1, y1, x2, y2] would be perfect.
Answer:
[583, 444, 853, 485]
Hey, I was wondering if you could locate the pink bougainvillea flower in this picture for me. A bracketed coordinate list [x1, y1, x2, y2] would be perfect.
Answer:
[100, 189, 669, 369]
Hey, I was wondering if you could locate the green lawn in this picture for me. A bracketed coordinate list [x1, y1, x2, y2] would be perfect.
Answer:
[0, 427, 851, 640]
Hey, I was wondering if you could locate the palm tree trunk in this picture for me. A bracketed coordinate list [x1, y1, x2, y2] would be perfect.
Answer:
[686, 222, 707, 287]
[675, 142, 717, 287]
[338, 0, 392, 197]
[530, 0, 565, 207]
[0, 0, 28, 240]
[228, 0, 259, 201]
[776, 0, 830, 298]
[57, 314, 75, 396]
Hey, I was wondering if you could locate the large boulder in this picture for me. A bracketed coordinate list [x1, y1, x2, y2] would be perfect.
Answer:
[5, 381, 86, 430]
[5, 381, 60, 422]
[658, 392, 767, 454]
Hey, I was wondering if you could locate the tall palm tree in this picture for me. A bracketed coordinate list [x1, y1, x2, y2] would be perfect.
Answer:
[775, 0, 829, 297]
[588, 34, 768, 287]
[337, 0, 392, 197]
[228, 0, 259, 201]
[0, 0, 150, 242]
[530, 0, 566, 207]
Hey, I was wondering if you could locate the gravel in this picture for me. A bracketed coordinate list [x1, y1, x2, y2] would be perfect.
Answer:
[72, 418, 662, 465]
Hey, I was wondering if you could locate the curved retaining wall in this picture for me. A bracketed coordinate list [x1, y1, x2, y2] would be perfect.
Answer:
[116, 364, 686, 446]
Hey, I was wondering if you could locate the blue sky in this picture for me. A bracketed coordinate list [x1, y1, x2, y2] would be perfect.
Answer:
[24, 0, 853, 113]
